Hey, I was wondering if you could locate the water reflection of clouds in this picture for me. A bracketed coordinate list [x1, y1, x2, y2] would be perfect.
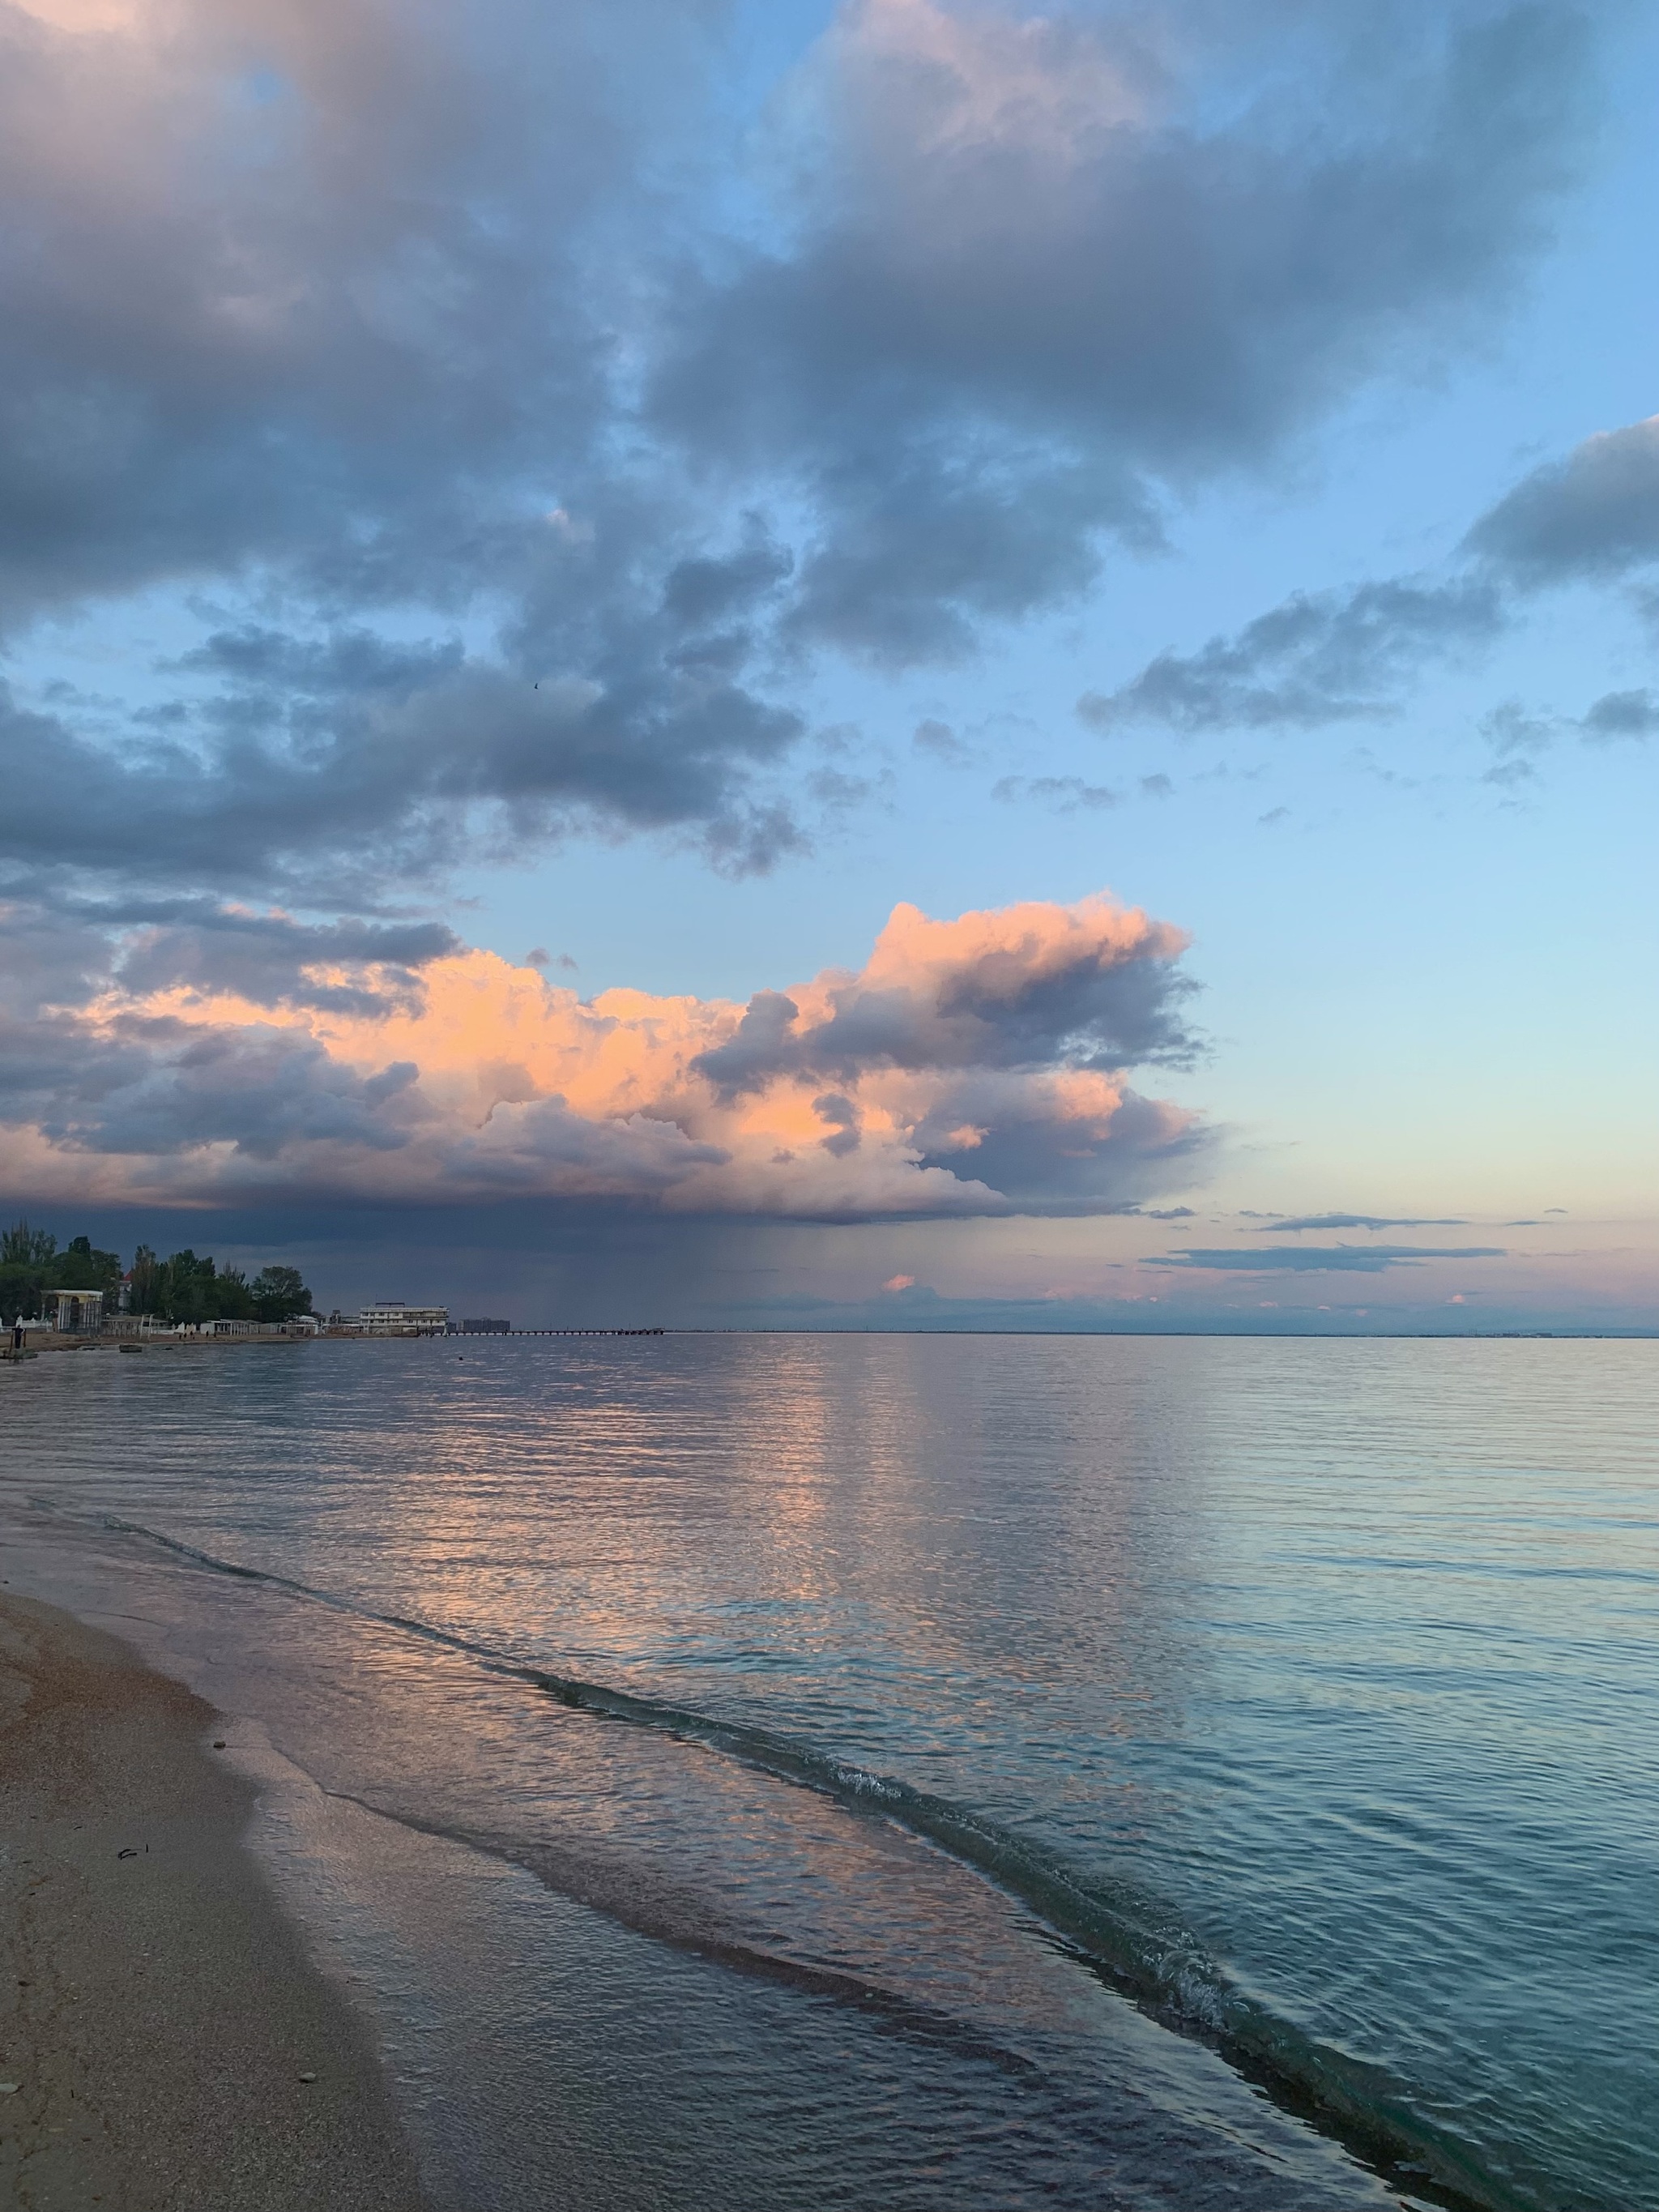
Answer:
[11, 1335, 1656, 2211]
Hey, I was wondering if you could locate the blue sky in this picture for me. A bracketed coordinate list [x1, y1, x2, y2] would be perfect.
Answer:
[2, 0, 1656, 1328]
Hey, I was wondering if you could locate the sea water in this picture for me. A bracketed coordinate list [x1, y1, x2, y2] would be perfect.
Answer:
[2, 1334, 1653, 2210]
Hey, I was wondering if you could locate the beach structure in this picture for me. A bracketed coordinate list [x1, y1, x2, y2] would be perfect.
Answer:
[355, 1300, 450, 1335]
[47, 1288, 104, 1334]
[195, 1314, 322, 1339]
[458, 1317, 511, 1334]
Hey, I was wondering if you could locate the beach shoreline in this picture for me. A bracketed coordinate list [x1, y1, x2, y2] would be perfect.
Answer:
[0, 1591, 427, 2212]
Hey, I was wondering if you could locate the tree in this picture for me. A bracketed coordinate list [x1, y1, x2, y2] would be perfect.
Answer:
[56, 1235, 122, 1296]
[6, 1228, 316, 1327]
[125, 1247, 313, 1323]
[1, 1222, 56, 1268]
[128, 1245, 160, 1313]
[0, 1222, 115, 1319]
[251, 1266, 313, 1322]
[0, 1219, 56, 1319]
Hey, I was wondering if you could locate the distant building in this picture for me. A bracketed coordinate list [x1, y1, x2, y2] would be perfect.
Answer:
[48, 1289, 104, 1334]
[457, 1317, 511, 1334]
[356, 1301, 450, 1335]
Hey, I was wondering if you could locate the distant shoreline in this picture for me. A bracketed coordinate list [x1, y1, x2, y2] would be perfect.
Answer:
[6, 1325, 1654, 1359]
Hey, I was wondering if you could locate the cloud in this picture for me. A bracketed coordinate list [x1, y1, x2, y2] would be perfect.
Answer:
[1478, 683, 1658, 783]
[0, 890, 1211, 1218]
[1085, 406, 1659, 742]
[912, 718, 974, 765]
[1580, 689, 1659, 741]
[111, 909, 463, 1015]
[1080, 577, 1505, 732]
[0, 1, 817, 903]
[1158, 1243, 1505, 1272]
[0, 0, 1605, 912]
[1465, 415, 1659, 582]
[992, 775, 1120, 813]
[653, 0, 1593, 668]
[1265, 1212, 1471, 1232]
[0, 600, 809, 903]
[691, 895, 1199, 1094]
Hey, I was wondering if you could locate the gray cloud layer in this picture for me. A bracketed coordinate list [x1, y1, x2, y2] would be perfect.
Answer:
[657, 1, 1590, 665]
[1160, 1243, 1505, 1272]
[1265, 1212, 1471, 1232]
[0, 0, 1603, 912]
[0, 0, 1617, 1241]
[1081, 579, 1506, 732]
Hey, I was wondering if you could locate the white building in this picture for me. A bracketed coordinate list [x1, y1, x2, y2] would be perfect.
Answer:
[355, 1301, 450, 1334]
[48, 1289, 104, 1334]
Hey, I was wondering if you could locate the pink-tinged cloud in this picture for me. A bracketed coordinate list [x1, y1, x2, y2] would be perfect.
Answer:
[4, 892, 1209, 1215]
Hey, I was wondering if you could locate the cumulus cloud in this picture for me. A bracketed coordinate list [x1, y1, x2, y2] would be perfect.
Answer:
[692, 895, 1197, 1091]
[0, 891, 1210, 1217]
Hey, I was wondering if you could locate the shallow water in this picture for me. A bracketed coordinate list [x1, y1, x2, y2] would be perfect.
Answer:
[2, 1334, 1653, 2210]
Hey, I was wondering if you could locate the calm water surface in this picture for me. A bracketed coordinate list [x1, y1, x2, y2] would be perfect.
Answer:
[2, 1334, 1653, 2211]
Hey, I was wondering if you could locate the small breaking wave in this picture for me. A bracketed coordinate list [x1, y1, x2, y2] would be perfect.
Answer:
[100, 1511, 1520, 2212]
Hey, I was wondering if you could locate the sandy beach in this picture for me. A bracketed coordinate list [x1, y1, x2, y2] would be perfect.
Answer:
[0, 1592, 425, 2212]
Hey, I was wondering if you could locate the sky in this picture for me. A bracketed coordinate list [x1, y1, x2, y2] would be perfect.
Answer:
[2, 0, 1657, 1330]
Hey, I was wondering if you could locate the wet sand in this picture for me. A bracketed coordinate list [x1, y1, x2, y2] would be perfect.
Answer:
[0, 1592, 426, 2211]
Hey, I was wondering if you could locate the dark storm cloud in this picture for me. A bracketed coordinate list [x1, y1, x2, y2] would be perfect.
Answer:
[0, 898, 119, 1018]
[0, 1007, 420, 1160]
[909, 1078, 1207, 1213]
[1158, 1243, 1504, 1272]
[1079, 579, 1505, 732]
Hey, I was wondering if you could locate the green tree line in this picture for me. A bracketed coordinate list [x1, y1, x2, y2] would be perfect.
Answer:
[1, 1223, 313, 1326]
